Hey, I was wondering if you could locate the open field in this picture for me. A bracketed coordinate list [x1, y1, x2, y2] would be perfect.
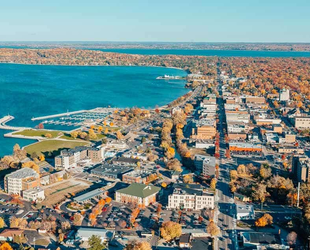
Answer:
[41, 179, 90, 206]
[25, 140, 89, 155]
[13, 129, 62, 138]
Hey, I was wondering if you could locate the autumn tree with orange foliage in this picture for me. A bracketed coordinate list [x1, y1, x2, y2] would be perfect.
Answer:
[255, 213, 273, 227]
[0, 242, 13, 250]
[160, 221, 182, 241]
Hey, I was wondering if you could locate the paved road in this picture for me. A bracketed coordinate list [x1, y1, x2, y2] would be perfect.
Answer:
[215, 71, 238, 250]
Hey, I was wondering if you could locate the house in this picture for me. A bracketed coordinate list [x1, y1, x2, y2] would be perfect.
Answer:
[75, 227, 115, 242]
[179, 234, 192, 248]
[236, 204, 254, 220]
[115, 183, 160, 208]
[0, 228, 24, 241]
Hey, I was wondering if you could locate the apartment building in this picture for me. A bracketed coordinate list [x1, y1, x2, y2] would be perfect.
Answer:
[194, 155, 216, 176]
[122, 169, 156, 184]
[4, 168, 40, 195]
[168, 183, 214, 210]
[55, 146, 104, 169]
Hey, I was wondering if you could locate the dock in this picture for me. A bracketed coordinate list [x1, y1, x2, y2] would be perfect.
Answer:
[0, 116, 30, 131]
[31, 110, 88, 121]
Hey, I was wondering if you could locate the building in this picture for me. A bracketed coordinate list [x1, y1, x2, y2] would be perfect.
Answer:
[122, 169, 156, 184]
[294, 116, 310, 129]
[191, 124, 216, 140]
[55, 146, 104, 169]
[179, 234, 192, 249]
[75, 227, 115, 242]
[0, 229, 24, 242]
[115, 183, 160, 208]
[168, 183, 214, 210]
[22, 187, 45, 202]
[194, 155, 216, 176]
[4, 168, 40, 195]
[279, 88, 290, 101]
[55, 146, 88, 169]
[293, 156, 310, 183]
[229, 142, 262, 153]
[240, 232, 284, 249]
[91, 164, 133, 180]
[236, 204, 254, 220]
[112, 157, 140, 167]
[245, 96, 266, 104]
[73, 189, 104, 204]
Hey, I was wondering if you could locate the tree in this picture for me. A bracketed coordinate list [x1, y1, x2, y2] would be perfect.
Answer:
[165, 147, 175, 159]
[39, 154, 45, 161]
[125, 241, 152, 250]
[88, 235, 106, 250]
[88, 129, 97, 140]
[45, 133, 52, 138]
[13, 144, 27, 160]
[166, 158, 182, 172]
[286, 231, 297, 246]
[116, 130, 124, 140]
[230, 170, 238, 181]
[255, 213, 273, 227]
[0, 242, 13, 250]
[183, 174, 193, 184]
[22, 161, 40, 173]
[259, 165, 272, 179]
[160, 221, 182, 241]
[252, 184, 268, 209]
[0, 217, 5, 228]
[237, 164, 247, 175]
[207, 221, 220, 237]
[73, 213, 83, 226]
[210, 178, 217, 189]
[70, 131, 78, 139]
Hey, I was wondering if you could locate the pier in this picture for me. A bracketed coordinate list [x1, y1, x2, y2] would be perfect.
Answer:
[0, 116, 30, 131]
[31, 110, 88, 121]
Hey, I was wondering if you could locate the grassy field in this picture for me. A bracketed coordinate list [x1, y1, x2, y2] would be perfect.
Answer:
[25, 140, 89, 155]
[14, 129, 62, 138]
[42, 179, 90, 206]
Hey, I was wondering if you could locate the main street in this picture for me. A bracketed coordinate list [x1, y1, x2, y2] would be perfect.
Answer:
[215, 68, 238, 250]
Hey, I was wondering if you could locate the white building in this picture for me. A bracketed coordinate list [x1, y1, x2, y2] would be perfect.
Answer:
[75, 227, 115, 242]
[168, 184, 214, 210]
[236, 204, 255, 220]
[22, 187, 45, 202]
[279, 88, 290, 101]
[4, 168, 40, 195]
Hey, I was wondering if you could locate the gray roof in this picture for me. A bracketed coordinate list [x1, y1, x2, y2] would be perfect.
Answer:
[76, 227, 115, 240]
[73, 189, 103, 202]
[5, 167, 39, 179]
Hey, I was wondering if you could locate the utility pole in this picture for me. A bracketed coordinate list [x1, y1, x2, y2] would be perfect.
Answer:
[297, 182, 300, 208]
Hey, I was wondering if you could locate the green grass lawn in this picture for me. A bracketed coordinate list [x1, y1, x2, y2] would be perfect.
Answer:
[25, 140, 89, 155]
[14, 129, 62, 138]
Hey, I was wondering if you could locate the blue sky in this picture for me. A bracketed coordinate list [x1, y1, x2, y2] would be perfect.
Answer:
[0, 0, 309, 42]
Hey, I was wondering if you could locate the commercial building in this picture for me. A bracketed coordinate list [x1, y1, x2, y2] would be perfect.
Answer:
[91, 164, 133, 180]
[4, 168, 40, 195]
[22, 187, 45, 202]
[245, 96, 266, 104]
[194, 155, 216, 176]
[236, 204, 254, 220]
[229, 142, 262, 153]
[115, 183, 160, 208]
[75, 227, 115, 243]
[293, 155, 310, 183]
[168, 183, 214, 210]
[73, 189, 104, 203]
[122, 169, 156, 184]
[239, 232, 283, 249]
[191, 119, 216, 140]
[294, 116, 310, 129]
